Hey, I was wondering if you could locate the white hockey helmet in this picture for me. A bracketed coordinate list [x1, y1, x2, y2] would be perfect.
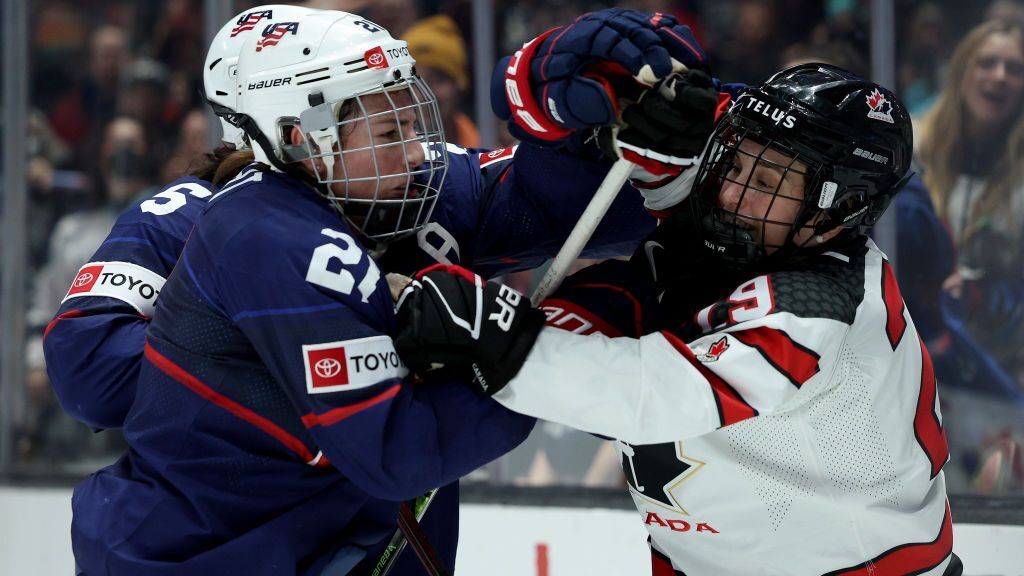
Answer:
[234, 10, 448, 242]
[204, 4, 317, 148]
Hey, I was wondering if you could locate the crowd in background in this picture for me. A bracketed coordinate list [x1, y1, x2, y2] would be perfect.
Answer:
[10, 0, 1024, 494]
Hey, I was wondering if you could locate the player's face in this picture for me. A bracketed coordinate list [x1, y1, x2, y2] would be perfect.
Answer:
[332, 90, 426, 201]
[717, 138, 810, 253]
[962, 31, 1024, 129]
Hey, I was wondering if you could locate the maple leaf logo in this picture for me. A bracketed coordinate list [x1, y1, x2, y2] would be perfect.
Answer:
[867, 89, 883, 110]
[696, 336, 729, 362]
[866, 88, 895, 123]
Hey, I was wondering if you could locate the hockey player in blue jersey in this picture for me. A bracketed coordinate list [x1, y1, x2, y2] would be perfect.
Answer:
[44, 4, 317, 431]
[62, 7, 719, 576]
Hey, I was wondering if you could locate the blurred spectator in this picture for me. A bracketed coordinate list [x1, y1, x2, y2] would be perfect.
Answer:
[47, 25, 127, 152]
[987, 0, 1024, 30]
[21, 115, 157, 467]
[713, 0, 785, 83]
[896, 19, 1024, 493]
[360, 0, 422, 38]
[32, 1, 90, 112]
[899, 2, 951, 116]
[779, 41, 868, 77]
[161, 108, 211, 183]
[28, 116, 157, 347]
[403, 15, 479, 147]
[915, 19, 1024, 365]
[118, 58, 178, 162]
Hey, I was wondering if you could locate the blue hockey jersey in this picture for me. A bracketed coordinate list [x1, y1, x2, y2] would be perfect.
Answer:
[65, 143, 656, 575]
[44, 177, 214, 430]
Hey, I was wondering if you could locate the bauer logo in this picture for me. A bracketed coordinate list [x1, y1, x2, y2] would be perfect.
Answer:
[364, 46, 387, 69]
[63, 261, 166, 317]
[256, 22, 299, 52]
[230, 10, 273, 37]
[303, 335, 408, 394]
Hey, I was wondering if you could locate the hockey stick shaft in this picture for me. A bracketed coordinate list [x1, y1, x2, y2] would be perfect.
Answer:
[371, 489, 443, 576]
[530, 156, 634, 306]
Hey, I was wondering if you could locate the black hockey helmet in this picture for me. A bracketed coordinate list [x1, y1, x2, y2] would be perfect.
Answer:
[689, 63, 913, 268]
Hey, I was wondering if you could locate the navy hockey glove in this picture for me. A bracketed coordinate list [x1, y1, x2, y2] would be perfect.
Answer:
[493, 8, 707, 144]
[393, 264, 545, 395]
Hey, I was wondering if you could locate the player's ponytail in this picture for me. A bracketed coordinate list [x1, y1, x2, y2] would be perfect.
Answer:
[188, 147, 256, 186]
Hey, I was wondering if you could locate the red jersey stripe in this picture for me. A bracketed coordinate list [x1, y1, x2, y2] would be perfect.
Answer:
[731, 326, 820, 387]
[43, 309, 86, 341]
[881, 261, 907, 350]
[301, 384, 401, 428]
[651, 544, 686, 576]
[823, 502, 953, 576]
[915, 337, 950, 479]
[661, 330, 758, 427]
[144, 342, 316, 462]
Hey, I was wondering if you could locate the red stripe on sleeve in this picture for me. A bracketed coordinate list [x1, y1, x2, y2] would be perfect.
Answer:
[824, 502, 953, 576]
[881, 261, 907, 350]
[730, 326, 820, 388]
[660, 330, 758, 427]
[43, 309, 86, 341]
[301, 384, 401, 428]
[915, 337, 949, 479]
[144, 342, 316, 462]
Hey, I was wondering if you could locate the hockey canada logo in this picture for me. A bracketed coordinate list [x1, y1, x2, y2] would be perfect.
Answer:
[364, 46, 387, 69]
[256, 22, 299, 52]
[230, 10, 273, 37]
[866, 89, 895, 123]
[696, 336, 729, 362]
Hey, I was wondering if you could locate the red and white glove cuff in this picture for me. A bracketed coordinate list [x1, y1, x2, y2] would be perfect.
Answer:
[504, 29, 574, 141]
[629, 156, 701, 217]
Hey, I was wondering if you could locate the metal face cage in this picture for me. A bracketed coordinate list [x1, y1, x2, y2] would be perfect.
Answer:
[690, 120, 825, 268]
[299, 75, 448, 243]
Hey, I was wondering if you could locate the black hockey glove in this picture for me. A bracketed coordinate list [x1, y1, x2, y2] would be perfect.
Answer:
[600, 70, 719, 172]
[393, 264, 546, 396]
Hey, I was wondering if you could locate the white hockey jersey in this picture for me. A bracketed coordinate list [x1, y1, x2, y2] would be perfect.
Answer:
[496, 238, 954, 575]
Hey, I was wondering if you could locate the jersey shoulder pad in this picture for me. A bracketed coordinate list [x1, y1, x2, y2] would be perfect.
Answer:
[194, 179, 387, 317]
[123, 176, 214, 226]
[691, 245, 868, 336]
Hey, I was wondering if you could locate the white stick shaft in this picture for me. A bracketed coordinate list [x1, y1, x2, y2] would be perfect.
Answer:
[530, 156, 634, 306]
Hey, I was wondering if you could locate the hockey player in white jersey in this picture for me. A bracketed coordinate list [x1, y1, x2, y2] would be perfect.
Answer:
[393, 63, 963, 575]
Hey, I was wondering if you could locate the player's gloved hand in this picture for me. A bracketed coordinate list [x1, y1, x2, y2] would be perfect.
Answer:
[493, 8, 707, 144]
[393, 264, 546, 395]
[597, 70, 721, 176]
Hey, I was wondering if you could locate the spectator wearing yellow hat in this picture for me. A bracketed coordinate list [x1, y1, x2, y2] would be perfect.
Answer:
[403, 15, 480, 147]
